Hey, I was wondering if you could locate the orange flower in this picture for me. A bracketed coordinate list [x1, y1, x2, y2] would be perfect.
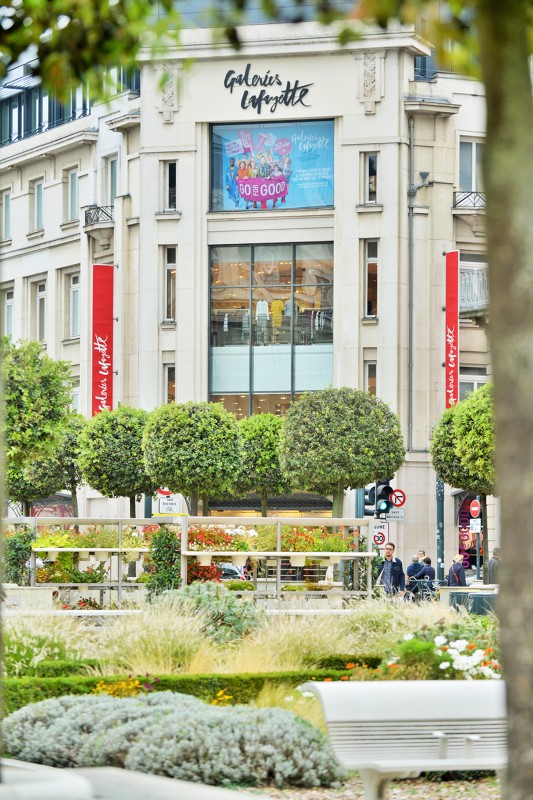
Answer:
[467, 643, 476, 651]
[340, 675, 349, 681]
[324, 678, 333, 682]
[484, 647, 494, 655]
[441, 646, 448, 651]
[345, 662, 356, 669]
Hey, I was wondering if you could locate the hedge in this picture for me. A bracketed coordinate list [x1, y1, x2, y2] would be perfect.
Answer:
[4, 670, 350, 715]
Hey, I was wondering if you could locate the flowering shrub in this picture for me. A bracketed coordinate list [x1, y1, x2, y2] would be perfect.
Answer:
[92, 675, 161, 697]
[281, 526, 354, 552]
[187, 524, 257, 552]
[380, 616, 501, 680]
[281, 526, 316, 552]
[186, 563, 222, 584]
[35, 558, 107, 584]
[32, 523, 159, 550]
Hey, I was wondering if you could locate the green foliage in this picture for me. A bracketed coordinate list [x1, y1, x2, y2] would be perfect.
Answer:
[161, 581, 262, 643]
[78, 404, 156, 511]
[146, 527, 181, 597]
[33, 659, 100, 678]
[280, 387, 405, 515]
[0, 0, 183, 101]
[143, 401, 242, 510]
[1, 339, 73, 468]
[225, 579, 255, 591]
[3, 527, 32, 585]
[431, 383, 495, 495]
[236, 414, 290, 514]
[3, 670, 348, 715]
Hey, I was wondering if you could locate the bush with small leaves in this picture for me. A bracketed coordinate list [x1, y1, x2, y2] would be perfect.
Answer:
[3, 693, 343, 788]
[160, 581, 263, 643]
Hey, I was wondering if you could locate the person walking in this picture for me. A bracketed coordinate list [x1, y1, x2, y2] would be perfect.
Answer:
[488, 547, 501, 584]
[447, 554, 467, 587]
[376, 542, 405, 596]
[418, 556, 436, 582]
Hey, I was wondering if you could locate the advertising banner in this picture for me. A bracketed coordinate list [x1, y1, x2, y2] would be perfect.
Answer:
[211, 120, 334, 212]
[91, 264, 114, 415]
[445, 250, 459, 408]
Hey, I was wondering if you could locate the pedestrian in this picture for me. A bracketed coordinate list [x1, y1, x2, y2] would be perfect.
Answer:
[406, 555, 423, 586]
[418, 556, 436, 582]
[488, 547, 501, 584]
[447, 553, 467, 587]
[376, 542, 405, 596]
[418, 549, 426, 563]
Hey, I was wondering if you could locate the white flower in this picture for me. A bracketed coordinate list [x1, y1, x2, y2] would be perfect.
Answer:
[301, 691, 314, 698]
[434, 635, 447, 647]
[439, 662, 450, 670]
[403, 633, 414, 640]
[449, 639, 469, 652]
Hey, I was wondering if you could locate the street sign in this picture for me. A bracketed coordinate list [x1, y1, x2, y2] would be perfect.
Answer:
[370, 520, 389, 545]
[470, 518, 482, 533]
[159, 494, 181, 514]
[470, 499, 481, 518]
[390, 489, 406, 508]
[386, 508, 405, 522]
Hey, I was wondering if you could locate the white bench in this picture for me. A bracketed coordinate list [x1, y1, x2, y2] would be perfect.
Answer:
[301, 680, 507, 800]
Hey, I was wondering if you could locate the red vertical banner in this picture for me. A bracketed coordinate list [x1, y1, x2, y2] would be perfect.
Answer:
[445, 250, 459, 408]
[92, 264, 114, 415]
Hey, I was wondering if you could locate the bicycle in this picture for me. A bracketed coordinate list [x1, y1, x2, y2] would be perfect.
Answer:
[403, 577, 439, 603]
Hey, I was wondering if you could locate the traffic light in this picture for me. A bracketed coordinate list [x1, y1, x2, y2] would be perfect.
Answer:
[375, 480, 393, 518]
[364, 486, 376, 517]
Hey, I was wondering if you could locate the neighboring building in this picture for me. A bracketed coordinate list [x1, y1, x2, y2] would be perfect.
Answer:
[0, 17, 492, 564]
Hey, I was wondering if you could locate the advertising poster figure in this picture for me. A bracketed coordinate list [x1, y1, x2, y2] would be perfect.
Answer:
[212, 120, 334, 212]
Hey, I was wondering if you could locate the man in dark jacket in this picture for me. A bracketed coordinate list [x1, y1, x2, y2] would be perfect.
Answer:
[376, 542, 405, 596]
[418, 556, 436, 582]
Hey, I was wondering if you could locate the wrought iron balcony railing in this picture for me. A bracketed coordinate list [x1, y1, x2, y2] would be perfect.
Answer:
[85, 206, 114, 225]
[453, 191, 486, 210]
[460, 265, 489, 314]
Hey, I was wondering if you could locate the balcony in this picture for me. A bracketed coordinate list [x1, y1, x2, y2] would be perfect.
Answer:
[453, 191, 486, 210]
[85, 206, 114, 225]
[460, 264, 489, 316]
[84, 206, 114, 249]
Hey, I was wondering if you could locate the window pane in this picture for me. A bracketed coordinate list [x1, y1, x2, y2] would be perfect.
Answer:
[253, 245, 292, 286]
[251, 287, 291, 346]
[167, 162, 176, 209]
[69, 171, 78, 220]
[459, 141, 473, 192]
[3, 192, 10, 239]
[211, 394, 249, 420]
[166, 366, 175, 402]
[252, 394, 292, 416]
[475, 143, 484, 192]
[366, 363, 377, 395]
[211, 245, 251, 287]
[166, 266, 176, 319]
[295, 243, 334, 288]
[70, 282, 80, 337]
[366, 255, 378, 317]
[109, 159, 118, 205]
[252, 291, 291, 391]
[367, 153, 377, 202]
[5, 298, 13, 337]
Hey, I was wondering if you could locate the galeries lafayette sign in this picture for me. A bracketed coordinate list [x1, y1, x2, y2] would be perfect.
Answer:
[223, 63, 313, 115]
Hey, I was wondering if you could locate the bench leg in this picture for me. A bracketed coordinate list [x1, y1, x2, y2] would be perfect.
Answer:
[359, 769, 393, 800]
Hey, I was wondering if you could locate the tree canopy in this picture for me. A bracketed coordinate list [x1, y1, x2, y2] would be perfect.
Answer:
[280, 387, 405, 517]
[236, 413, 290, 516]
[1, 338, 73, 468]
[78, 404, 156, 516]
[142, 401, 241, 515]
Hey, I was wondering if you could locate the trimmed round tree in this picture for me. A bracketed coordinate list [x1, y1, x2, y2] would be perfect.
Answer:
[78, 405, 156, 517]
[237, 413, 291, 517]
[1, 339, 72, 467]
[280, 387, 406, 517]
[143, 401, 241, 515]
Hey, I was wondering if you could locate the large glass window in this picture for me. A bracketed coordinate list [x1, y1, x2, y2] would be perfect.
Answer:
[210, 120, 334, 212]
[209, 243, 333, 414]
[459, 367, 487, 401]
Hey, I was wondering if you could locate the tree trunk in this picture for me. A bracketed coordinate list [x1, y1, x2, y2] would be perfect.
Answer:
[22, 500, 30, 517]
[331, 480, 344, 519]
[261, 490, 268, 517]
[190, 491, 198, 516]
[70, 484, 79, 518]
[477, 1, 533, 796]
[129, 495, 136, 518]
[201, 494, 209, 516]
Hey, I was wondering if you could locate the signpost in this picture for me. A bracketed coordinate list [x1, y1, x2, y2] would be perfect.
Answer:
[370, 520, 389, 547]
[386, 508, 405, 522]
[373, 530, 386, 546]
[470, 518, 482, 533]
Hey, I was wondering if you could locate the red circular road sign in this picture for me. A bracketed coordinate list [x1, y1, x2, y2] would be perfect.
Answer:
[373, 531, 386, 546]
[470, 499, 481, 518]
[390, 489, 406, 508]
